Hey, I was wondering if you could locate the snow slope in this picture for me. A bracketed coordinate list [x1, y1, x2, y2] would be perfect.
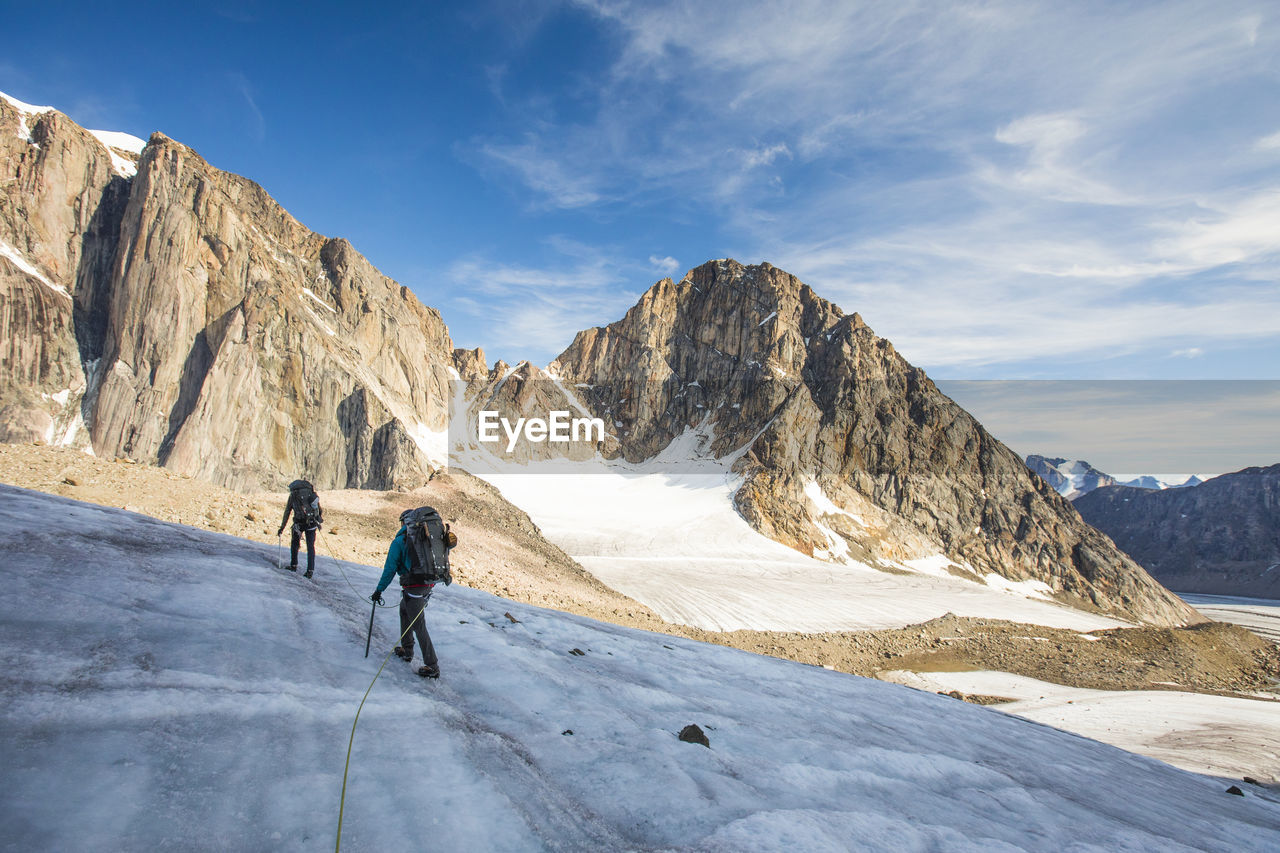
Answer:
[2, 484, 1278, 851]
[883, 669, 1280, 784]
[466, 450, 1127, 634]
[1, 90, 145, 177]
[1179, 594, 1280, 644]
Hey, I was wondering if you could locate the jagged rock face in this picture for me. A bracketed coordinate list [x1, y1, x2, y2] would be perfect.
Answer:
[552, 260, 1199, 627]
[1074, 465, 1280, 598]
[0, 101, 131, 446]
[1, 100, 471, 491]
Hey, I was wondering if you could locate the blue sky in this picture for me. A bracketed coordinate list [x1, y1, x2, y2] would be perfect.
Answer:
[5, 1, 1280, 380]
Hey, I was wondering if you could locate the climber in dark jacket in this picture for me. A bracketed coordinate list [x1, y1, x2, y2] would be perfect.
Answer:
[278, 480, 321, 578]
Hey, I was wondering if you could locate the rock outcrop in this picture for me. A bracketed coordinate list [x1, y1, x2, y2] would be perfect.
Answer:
[1, 96, 471, 490]
[551, 260, 1199, 626]
[1074, 465, 1280, 597]
[0, 97, 133, 448]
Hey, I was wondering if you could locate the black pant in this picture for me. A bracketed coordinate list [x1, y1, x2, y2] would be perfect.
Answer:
[290, 527, 317, 573]
[399, 589, 437, 666]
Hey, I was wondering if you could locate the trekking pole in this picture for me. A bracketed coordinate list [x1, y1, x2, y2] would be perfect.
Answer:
[277, 532, 283, 570]
[364, 599, 376, 658]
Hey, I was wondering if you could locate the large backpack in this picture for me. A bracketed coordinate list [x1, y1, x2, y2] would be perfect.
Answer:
[400, 505, 454, 586]
[289, 479, 323, 530]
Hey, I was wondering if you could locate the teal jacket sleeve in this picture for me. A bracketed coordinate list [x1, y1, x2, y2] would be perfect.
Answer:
[375, 530, 406, 594]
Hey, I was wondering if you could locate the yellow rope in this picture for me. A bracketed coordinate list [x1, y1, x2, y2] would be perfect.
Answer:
[335, 598, 427, 852]
[315, 533, 372, 599]
[278, 521, 434, 850]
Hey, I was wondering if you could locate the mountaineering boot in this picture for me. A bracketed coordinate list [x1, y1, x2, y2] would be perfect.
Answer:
[394, 646, 412, 661]
[304, 569, 313, 578]
[418, 664, 440, 679]
[287, 564, 298, 572]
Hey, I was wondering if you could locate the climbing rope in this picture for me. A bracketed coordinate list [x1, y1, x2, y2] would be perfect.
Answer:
[314, 532, 371, 599]
[270, 506, 436, 852]
[334, 600, 424, 853]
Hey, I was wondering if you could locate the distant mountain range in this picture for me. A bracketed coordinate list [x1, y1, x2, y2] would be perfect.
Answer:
[1073, 464, 1280, 598]
[1025, 455, 1204, 499]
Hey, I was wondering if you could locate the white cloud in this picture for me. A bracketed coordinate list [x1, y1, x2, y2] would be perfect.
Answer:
[648, 255, 679, 274]
[988, 112, 1135, 206]
[1256, 129, 1280, 151]
[1152, 191, 1280, 268]
[741, 143, 791, 170]
[1170, 347, 1205, 359]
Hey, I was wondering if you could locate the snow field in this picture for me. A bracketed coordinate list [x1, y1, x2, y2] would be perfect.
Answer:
[1179, 594, 1280, 644]
[881, 669, 1280, 784]
[2, 485, 1278, 851]
[475, 459, 1126, 634]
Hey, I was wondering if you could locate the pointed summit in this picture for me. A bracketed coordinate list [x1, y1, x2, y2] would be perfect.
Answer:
[551, 260, 1198, 627]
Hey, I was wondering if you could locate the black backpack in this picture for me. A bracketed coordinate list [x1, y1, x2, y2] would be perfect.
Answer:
[400, 505, 454, 586]
[289, 479, 323, 530]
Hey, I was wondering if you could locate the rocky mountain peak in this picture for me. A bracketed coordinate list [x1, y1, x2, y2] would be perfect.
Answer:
[2, 99, 461, 491]
[1026, 455, 1118, 499]
[549, 261, 1199, 627]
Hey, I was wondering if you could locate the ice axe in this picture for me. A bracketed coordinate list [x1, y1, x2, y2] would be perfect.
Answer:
[364, 598, 377, 658]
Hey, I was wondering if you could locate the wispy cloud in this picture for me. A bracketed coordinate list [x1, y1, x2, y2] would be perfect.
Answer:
[230, 72, 265, 143]
[444, 238, 644, 364]
[471, 137, 606, 209]
[1257, 130, 1280, 151]
[987, 113, 1135, 206]
[459, 0, 1280, 375]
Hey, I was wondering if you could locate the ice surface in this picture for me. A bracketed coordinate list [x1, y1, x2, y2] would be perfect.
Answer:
[882, 669, 1280, 784]
[1179, 593, 1280, 644]
[1, 484, 1277, 851]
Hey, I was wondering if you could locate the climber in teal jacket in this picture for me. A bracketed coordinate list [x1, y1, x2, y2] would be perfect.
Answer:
[370, 511, 455, 679]
[373, 525, 434, 597]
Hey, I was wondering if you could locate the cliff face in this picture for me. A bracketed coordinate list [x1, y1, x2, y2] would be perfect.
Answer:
[1074, 465, 1280, 597]
[551, 260, 1199, 626]
[0, 97, 472, 490]
[0, 100, 131, 447]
